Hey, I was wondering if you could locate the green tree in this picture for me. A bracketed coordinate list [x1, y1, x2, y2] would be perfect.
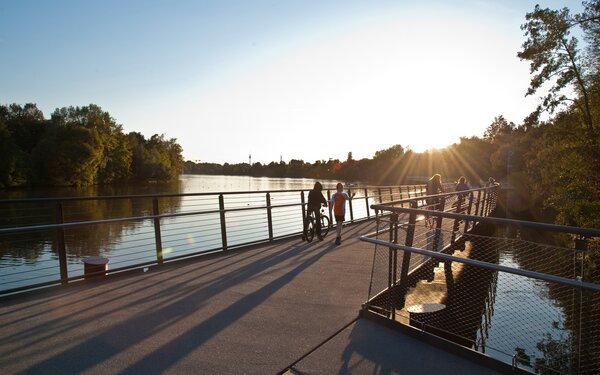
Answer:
[483, 115, 515, 145]
[32, 125, 103, 186]
[518, 3, 597, 135]
[1, 103, 46, 153]
[0, 120, 21, 187]
[128, 132, 182, 182]
[0, 103, 47, 186]
[525, 110, 600, 227]
[51, 105, 133, 184]
[516, 1, 600, 228]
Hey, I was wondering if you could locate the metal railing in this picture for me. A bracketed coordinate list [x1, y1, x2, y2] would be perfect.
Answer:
[0, 184, 428, 296]
[360, 195, 600, 374]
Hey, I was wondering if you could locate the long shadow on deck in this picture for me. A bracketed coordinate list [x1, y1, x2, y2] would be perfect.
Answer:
[1, 242, 288, 352]
[23, 238, 336, 374]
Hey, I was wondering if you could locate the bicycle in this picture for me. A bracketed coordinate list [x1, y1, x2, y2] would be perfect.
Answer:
[305, 207, 331, 242]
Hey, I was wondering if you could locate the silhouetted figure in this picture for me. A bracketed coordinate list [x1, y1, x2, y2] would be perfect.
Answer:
[330, 182, 354, 245]
[307, 181, 328, 240]
[426, 174, 444, 211]
[455, 176, 469, 193]
[455, 176, 470, 208]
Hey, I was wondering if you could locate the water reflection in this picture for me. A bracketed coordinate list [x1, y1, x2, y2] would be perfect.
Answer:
[0, 183, 186, 289]
[464, 225, 585, 373]
[392, 220, 586, 374]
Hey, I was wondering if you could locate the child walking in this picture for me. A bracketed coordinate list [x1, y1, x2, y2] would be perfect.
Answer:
[330, 182, 355, 245]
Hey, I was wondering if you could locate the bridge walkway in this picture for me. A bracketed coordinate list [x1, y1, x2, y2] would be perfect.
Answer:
[0, 220, 510, 374]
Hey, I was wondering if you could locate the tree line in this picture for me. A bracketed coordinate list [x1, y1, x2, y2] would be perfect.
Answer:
[184, 141, 496, 186]
[0, 104, 184, 187]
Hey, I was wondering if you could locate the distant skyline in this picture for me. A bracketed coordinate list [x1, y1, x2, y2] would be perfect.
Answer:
[1, 0, 583, 164]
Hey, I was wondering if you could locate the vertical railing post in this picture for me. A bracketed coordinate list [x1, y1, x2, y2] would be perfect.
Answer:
[396, 210, 417, 310]
[575, 236, 587, 280]
[55, 202, 68, 284]
[474, 190, 482, 217]
[429, 206, 445, 281]
[219, 194, 228, 250]
[389, 211, 399, 319]
[389, 187, 394, 202]
[482, 189, 488, 216]
[482, 189, 489, 216]
[348, 188, 354, 223]
[465, 192, 475, 233]
[489, 188, 497, 214]
[451, 196, 462, 245]
[266, 192, 273, 241]
[364, 188, 370, 218]
[378, 188, 382, 204]
[326, 189, 332, 219]
[399, 187, 404, 207]
[301, 191, 307, 241]
[152, 198, 164, 264]
[573, 235, 587, 373]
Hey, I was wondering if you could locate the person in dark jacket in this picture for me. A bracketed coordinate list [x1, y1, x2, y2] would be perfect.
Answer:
[426, 174, 444, 210]
[455, 176, 470, 206]
[307, 181, 328, 240]
[455, 176, 469, 193]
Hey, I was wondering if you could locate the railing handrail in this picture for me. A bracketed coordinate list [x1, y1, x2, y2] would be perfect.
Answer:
[372, 184, 498, 208]
[0, 199, 317, 234]
[359, 236, 600, 292]
[0, 183, 428, 205]
[370, 205, 600, 238]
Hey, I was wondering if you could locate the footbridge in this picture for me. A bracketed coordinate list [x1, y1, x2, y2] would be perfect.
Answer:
[1, 184, 599, 374]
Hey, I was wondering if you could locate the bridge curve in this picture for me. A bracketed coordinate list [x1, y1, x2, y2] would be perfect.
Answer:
[0, 219, 512, 374]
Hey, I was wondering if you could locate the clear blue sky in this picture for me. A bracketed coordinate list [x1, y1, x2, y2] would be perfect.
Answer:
[0, 0, 583, 164]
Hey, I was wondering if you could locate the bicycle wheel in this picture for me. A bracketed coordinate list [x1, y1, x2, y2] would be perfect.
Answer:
[306, 218, 315, 242]
[320, 215, 330, 237]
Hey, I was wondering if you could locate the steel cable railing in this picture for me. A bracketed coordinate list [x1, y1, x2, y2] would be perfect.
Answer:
[361, 193, 600, 375]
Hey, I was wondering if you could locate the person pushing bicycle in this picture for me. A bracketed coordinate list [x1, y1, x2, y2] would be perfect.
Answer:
[307, 181, 328, 241]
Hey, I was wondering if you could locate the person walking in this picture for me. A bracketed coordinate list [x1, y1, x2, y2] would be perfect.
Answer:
[426, 174, 444, 210]
[455, 176, 469, 193]
[307, 181, 328, 240]
[330, 182, 355, 245]
[455, 176, 470, 207]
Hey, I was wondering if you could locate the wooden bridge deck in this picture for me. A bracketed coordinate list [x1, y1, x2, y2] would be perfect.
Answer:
[0, 220, 513, 374]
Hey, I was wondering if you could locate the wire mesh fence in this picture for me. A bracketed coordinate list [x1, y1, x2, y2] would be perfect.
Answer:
[361, 197, 600, 375]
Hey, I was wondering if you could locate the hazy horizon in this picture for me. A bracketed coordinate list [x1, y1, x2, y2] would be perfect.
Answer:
[1, 0, 583, 164]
